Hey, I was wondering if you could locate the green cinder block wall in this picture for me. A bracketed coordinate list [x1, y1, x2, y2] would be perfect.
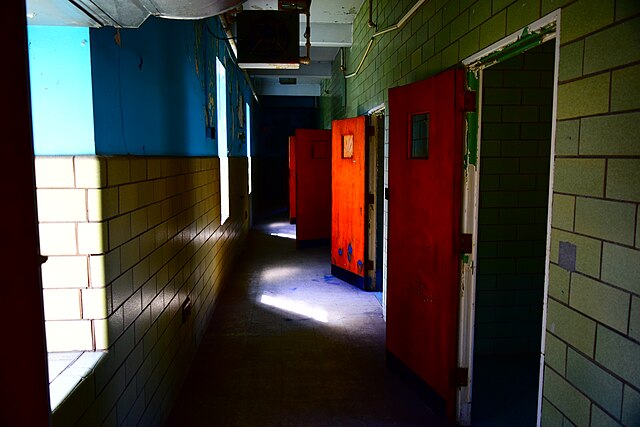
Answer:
[475, 42, 554, 357]
[319, 0, 640, 425]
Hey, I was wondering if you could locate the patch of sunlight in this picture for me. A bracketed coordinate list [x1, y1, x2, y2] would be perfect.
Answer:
[260, 294, 328, 323]
[260, 266, 300, 281]
[269, 232, 296, 239]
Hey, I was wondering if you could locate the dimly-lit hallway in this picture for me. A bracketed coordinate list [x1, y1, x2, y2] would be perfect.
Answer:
[165, 215, 446, 426]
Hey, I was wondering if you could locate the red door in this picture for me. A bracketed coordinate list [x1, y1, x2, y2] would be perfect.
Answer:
[331, 116, 366, 286]
[288, 135, 297, 224]
[387, 68, 465, 419]
[295, 128, 331, 245]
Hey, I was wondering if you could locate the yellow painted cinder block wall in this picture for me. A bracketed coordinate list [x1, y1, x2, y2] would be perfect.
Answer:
[35, 155, 249, 425]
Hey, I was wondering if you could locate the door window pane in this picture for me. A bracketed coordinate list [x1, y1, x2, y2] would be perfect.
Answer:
[312, 141, 328, 158]
[342, 134, 354, 159]
[410, 113, 429, 159]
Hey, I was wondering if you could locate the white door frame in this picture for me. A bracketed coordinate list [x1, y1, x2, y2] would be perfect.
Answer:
[367, 103, 388, 318]
[456, 10, 561, 426]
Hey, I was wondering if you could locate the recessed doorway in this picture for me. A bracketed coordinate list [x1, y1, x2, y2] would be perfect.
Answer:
[472, 38, 556, 426]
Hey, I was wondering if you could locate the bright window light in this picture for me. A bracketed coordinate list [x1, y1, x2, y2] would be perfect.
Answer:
[246, 101, 252, 195]
[260, 294, 328, 323]
[216, 57, 229, 224]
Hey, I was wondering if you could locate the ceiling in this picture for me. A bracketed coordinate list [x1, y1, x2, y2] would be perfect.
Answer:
[25, 0, 364, 97]
[241, 0, 363, 97]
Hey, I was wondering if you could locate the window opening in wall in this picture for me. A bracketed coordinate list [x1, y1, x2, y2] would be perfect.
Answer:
[217, 56, 229, 223]
[246, 101, 252, 194]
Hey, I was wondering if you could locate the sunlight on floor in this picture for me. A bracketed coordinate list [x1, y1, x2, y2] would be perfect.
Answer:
[265, 222, 296, 240]
[260, 294, 328, 323]
[260, 266, 301, 281]
[269, 232, 296, 239]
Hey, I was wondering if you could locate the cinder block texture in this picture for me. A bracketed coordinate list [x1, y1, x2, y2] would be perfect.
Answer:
[38, 155, 249, 427]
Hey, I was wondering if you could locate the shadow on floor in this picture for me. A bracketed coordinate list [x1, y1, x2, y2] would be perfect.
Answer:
[165, 216, 448, 426]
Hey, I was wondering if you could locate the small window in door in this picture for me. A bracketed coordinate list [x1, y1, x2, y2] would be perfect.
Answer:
[342, 134, 354, 159]
[312, 141, 328, 158]
[410, 113, 430, 159]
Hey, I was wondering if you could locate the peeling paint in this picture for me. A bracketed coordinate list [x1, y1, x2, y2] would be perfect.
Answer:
[114, 29, 121, 47]
[465, 71, 479, 167]
[194, 22, 203, 77]
[207, 93, 215, 127]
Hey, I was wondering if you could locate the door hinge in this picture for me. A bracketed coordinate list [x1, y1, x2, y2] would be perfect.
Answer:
[366, 193, 375, 205]
[384, 188, 389, 200]
[460, 233, 472, 254]
[464, 90, 477, 112]
[455, 367, 469, 387]
[365, 260, 374, 271]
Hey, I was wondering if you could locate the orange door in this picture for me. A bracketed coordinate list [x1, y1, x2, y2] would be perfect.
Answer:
[331, 116, 367, 287]
[288, 135, 296, 223]
[295, 128, 331, 245]
[387, 68, 465, 419]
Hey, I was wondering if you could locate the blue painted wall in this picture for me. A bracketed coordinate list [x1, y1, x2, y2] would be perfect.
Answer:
[90, 18, 210, 156]
[90, 17, 255, 157]
[28, 26, 96, 155]
[27, 18, 255, 157]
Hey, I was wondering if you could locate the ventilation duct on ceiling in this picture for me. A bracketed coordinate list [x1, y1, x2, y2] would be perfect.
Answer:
[236, 10, 300, 69]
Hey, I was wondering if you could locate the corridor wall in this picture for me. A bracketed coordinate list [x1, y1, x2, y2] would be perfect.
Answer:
[29, 16, 253, 426]
[319, 0, 640, 425]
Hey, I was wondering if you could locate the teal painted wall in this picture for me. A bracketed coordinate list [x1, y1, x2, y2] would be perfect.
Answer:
[28, 26, 96, 155]
[28, 18, 254, 158]
[90, 18, 210, 156]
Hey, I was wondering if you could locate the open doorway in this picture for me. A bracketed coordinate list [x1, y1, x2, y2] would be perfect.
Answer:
[329, 111, 386, 298]
[369, 110, 386, 307]
[470, 39, 556, 426]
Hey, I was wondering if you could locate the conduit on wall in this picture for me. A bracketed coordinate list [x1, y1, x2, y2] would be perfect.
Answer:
[343, 0, 427, 79]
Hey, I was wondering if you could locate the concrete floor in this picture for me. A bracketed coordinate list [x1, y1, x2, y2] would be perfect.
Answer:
[165, 217, 447, 426]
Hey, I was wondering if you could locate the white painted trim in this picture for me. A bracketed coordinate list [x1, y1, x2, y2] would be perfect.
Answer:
[537, 9, 561, 427]
[457, 9, 561, 427]
[462, 10, 560, 68]
[367, 103, 386, 115]
[456, 71, 483, 426]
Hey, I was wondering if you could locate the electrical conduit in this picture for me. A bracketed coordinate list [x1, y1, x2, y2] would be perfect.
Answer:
[344, 0, 427, 79]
